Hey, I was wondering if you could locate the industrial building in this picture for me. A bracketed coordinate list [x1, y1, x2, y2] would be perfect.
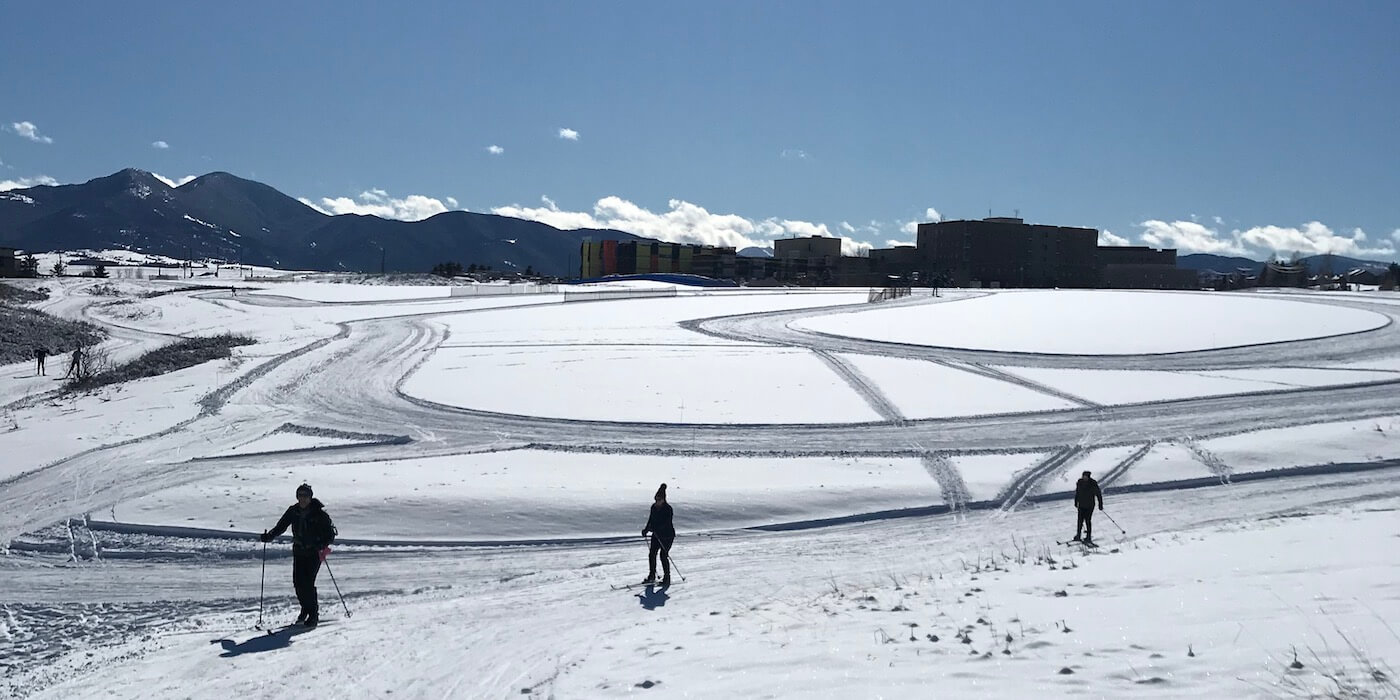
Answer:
[580, 240, 736, 279]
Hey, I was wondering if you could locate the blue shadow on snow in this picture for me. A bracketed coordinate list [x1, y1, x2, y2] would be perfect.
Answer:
[211, 626, 314, 657]
[637, 584, 670, 610]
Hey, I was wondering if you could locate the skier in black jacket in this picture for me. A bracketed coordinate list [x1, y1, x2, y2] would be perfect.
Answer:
[1073, 471, 1104, 543]
[260, 483, 336, 627]
[641, 483, 675, 585]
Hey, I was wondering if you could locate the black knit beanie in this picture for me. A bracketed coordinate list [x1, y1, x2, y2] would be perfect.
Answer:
[655, 483, 667, 500]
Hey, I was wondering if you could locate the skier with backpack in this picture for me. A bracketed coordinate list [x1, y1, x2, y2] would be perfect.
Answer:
[1073, 470, 1104, 544]
[260, 483, 337, 627]
[640, 483, 675, 586]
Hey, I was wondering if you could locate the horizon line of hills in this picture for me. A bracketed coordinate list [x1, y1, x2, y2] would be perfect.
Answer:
[2, 168, 1395, 277]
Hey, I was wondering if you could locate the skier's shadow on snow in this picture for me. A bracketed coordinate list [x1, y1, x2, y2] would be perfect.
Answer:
[211, 627, 313, 657]
[636, 584, 670, 610]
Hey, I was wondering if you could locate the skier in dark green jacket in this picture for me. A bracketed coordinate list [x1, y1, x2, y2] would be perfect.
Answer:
[261, 483, 336, 627]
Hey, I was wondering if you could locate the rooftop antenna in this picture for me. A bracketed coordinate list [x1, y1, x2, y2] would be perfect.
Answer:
[1015, 209, 1019, 219]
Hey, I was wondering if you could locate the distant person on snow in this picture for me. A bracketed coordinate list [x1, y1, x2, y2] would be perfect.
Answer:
[641, 483, 675, 586]
[64, 347, 84, 379]
[260, 483, 337, 627]
[34, 347, 47, 376]
[1073, 470, 1104, 543]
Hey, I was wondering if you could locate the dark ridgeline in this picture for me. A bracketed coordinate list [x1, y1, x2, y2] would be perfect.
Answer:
[0, 169, 643, 276]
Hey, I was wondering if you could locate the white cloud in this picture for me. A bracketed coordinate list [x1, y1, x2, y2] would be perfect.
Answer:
[152, 173, 196, 188]
[1139, 220, 1248, 256]
[0, 175, 58, 191]
[7, 121, 53, 144]
[1098, 230, 1130, 246]
[487, 145, 504, 155]
[558, 128, 579, 141]
[894, 209, 940, 237]
[839, 221, 856, 233]
[884, 239, 914, 248]
[843, 239, 873, 256]
[780, 220, 834, 238]
[152, 140, 170, 150]
[1137, 219, 1396, 259]
[298, 188, 461, 221]
[491, 195, 841, 252]
[780, 149, 809, 160]
[1237, 221, 1395, 258]
[1392, 229, 1400, 242]
[1213, 216, 1225, 226]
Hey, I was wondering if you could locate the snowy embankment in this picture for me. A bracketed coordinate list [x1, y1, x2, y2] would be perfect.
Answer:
[12, 472, 1399, 699]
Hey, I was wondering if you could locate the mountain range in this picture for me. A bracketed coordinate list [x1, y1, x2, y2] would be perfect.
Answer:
[1178, 253, 1397, 276]
[0, 169, 644, 275]
[4, 170, 1395, 278]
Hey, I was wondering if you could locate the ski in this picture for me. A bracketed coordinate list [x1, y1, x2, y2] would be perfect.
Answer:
[260, 620, 333, 635]
[611, 580, 677, 591]
[1057, 539, 1099, 548]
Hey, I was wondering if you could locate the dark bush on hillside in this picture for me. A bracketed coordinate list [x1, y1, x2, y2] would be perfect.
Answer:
[0, 305, 105, 366]
[0, 282, 49, 304]
[68, 334, 257, 391]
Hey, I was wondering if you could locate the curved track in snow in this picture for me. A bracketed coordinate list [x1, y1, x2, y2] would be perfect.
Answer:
[684, 292, 1400, 370]
[4, 288, 1400, 544]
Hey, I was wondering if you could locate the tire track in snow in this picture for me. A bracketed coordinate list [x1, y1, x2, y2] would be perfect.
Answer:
[935, 360, 1101, 408]
[1180, 438, 1233, 484]
[920, 453, 970, 510]
[997, 446, 1086, 512]
[1099, 442, 1154, 488]
[811, 350, 904, 423]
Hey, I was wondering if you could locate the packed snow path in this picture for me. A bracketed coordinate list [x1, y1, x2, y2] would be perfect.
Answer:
[5, 468, 1399, 699]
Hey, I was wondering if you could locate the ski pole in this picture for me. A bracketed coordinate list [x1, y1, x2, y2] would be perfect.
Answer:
[1102, 510, 1126, 534]
[323, 558, 352, 618]
[663, 543, 686, 582]
[255, 539, 267, 630]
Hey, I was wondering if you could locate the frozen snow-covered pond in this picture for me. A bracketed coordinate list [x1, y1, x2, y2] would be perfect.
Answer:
[792, 290, 1390, 354]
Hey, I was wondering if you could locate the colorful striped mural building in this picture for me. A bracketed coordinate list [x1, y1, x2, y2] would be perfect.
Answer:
[580, 240, 736, 279]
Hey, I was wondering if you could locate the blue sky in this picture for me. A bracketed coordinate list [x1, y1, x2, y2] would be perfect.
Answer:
[2, 1, 1397, 260]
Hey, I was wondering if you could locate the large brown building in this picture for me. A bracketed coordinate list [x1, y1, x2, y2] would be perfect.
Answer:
[915, 217, 1100, 288]
[1099, 246, 1197, 289]
[580, 240, 735, 279]
[771, 235, 843, 284]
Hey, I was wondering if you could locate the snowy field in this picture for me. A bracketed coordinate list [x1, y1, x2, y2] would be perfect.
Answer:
[791, 290, 1390, 354]
[4, 278, 1400, 699]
